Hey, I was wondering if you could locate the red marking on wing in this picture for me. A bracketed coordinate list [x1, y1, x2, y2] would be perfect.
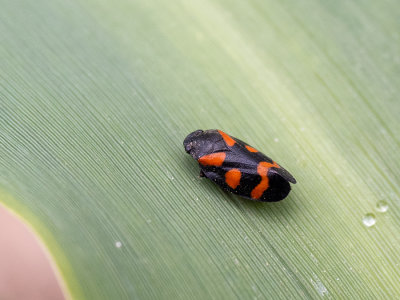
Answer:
[225, 168, 241, 189]
[245, 145, 258, 153]
[251, 161, 280, 199]
[218, 130, 236, 147]
[198, 152, 226, 166]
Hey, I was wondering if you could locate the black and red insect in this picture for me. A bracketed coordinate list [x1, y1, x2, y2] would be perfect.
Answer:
[183, 129, 296, 202]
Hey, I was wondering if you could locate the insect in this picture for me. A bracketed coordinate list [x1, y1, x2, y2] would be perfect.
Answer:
[183, 129, 296, 202]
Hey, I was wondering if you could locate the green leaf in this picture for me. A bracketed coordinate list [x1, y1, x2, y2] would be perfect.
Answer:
[1, 0, 399, 298]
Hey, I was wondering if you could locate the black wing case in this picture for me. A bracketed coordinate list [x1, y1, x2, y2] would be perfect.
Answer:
[232, 136, 296, 184]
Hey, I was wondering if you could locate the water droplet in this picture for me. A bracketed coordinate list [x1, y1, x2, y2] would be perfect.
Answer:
[167, 172, 174, 180]
[234, 258, 239, 265]
[376, 200, 388, 213]
[115, 241, 122, 248]
[274, 138, 279, 142]
[300, 127, 305, 132]
[362, 213, 376, 227]
[146, 219, 152, 224]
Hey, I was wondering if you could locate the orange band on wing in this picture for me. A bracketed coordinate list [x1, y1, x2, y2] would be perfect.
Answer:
[218, 130, 236, 147]
[251, 161, 280, 199]
[198, 152, 226, 166]
[225, 168, 241, 189]
[245, 145, 258, 152]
